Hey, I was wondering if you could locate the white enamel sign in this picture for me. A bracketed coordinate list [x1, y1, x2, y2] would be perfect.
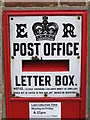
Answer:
[29, 102, 61, 119]
[10, 16, 82, 97]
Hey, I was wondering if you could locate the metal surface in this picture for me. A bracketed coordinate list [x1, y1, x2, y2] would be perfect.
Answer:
[3, 10, 87, 119]
[10, 15, 82, 98]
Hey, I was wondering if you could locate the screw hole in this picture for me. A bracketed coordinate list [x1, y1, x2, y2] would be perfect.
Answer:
[78, 16, 80, 20]
[44, 93, 48, 97]
[11, 56, 14, 59]
[12, 93, 15, 97]
[76, 93, 79, 97]
[32, 56, 39, 60]
[11, 17, 14, 20]
[77, 56, 80, 59]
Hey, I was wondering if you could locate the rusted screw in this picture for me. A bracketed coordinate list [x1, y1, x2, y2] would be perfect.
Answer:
[11, 17, 14, 20]
[77, 56, 80, 59]
[76, 93, 79, 97]
[44, 93, 48, 97]
[11, 56, 14, 59]
[78, 16, 80, 20]
[32, 56, 39, 60]
[11, 93, 15, 97]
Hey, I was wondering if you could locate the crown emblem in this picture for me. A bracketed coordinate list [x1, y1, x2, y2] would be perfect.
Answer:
[32, 16, 59, 41]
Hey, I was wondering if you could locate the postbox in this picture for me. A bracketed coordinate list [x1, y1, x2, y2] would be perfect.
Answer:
[3, 10, 87, 119]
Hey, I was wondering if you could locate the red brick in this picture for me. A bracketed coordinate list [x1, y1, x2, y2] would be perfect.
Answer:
[0, 80, 1, 85]
[0, 81, 2, 93]
[0, 98, 2, 117]
[0, 86, 2, 93]
[60, 0, 86, 6]
[20, 2, 57, 7]
[0, 112, 2, 120]
[4, 0, 58, 7]
[0, 104, 2, 110]
[0, 94, 1, 99]
[4, 1, 19, 7]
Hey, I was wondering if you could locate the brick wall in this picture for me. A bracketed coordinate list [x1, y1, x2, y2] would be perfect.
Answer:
[0, 0, 89, 119]
[0, 0, 2, 119]
[4, 0, 86, 7]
